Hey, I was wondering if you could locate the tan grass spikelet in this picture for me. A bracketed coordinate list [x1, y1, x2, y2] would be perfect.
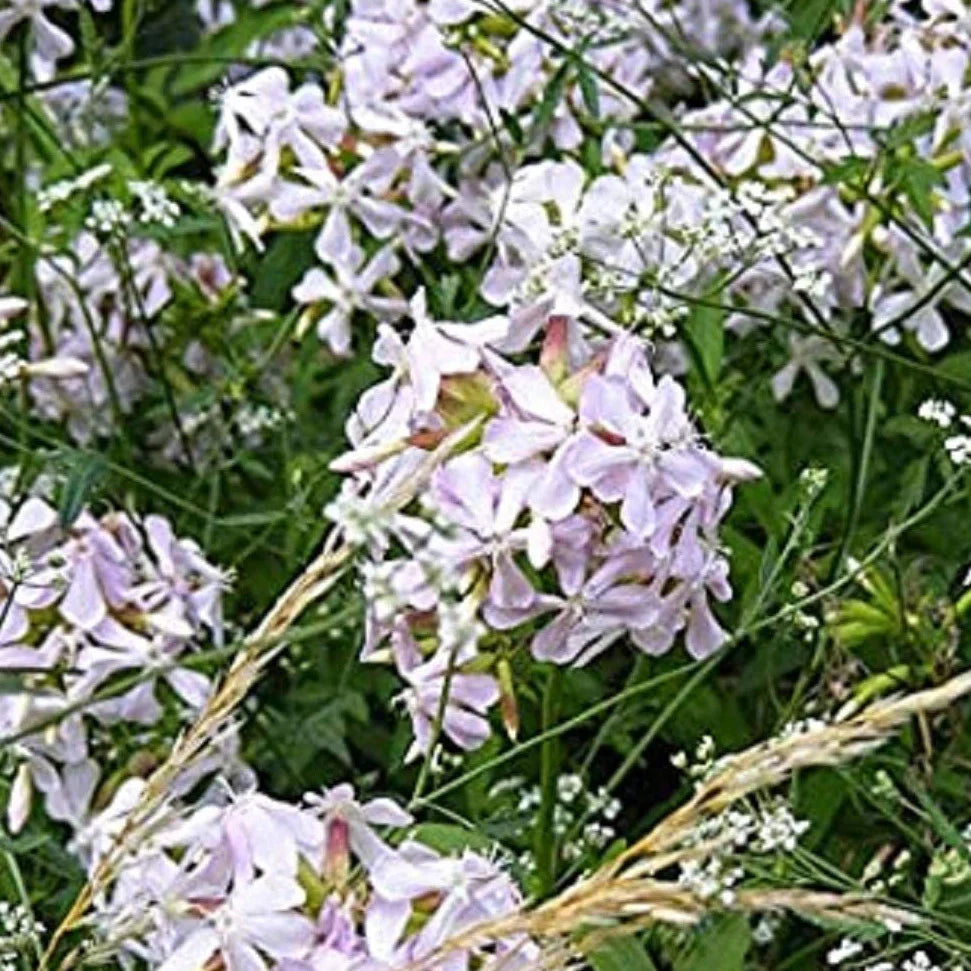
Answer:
[40, 419, 484, 970]
[406, 668, 971, 971]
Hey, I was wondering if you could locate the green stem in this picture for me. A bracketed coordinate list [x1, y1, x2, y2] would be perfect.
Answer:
[535, 666, 562, 898]
[3, 850, 43, 964]
[836, 357, 885, 576]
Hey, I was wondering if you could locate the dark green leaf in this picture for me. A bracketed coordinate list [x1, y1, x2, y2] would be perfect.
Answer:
[588, 936, 659, 971]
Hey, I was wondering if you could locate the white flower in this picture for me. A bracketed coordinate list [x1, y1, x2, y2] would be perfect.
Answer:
[827, 937, 865, 965]
[157, 875, 314, 971]
[918, 398, 957, 428]
[0, 0, 77, 65]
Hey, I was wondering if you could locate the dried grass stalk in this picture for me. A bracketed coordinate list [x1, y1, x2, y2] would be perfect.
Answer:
[40, 421, 484, 969]
[408, 668, 971, 971]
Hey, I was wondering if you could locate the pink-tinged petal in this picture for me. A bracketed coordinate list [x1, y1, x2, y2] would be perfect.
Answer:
[317, 207, 356, 267]
[146, 601, 195, 639]
[15, 567, 60, 609]
[166, 667, 212, 709]
[707, 559, 733, 602]
[225, 811, 255, 882]
[144, 514, 176, 576]
[0, 646, 44, 668]
[451, 673, 500, 712]
[62, 759, 99, 821]
[437, 315, 510, 348]
[443, 705, 492, 751]
[244, 913, 315, 958]
[90, 615, 152, 652]
[158, 927, 220, 971]
[269, 181, 329, 223]
[370, 853, 445, 900]
[482, 418, 565, 464]
[685, 593, 727, 659]
[361, 797, 413, 828]
[482, 594, 561, 631]
[526, 517, 552, 569]
[481, 264, 524, 307]
[7, 764, 32, 834]
[631, 622, 677, 657]
[432, 454, 496, 535]
[365, 897, 411, 961]
[528, 441, 580, 521]
[566, 433, 623, 487]
[595, 584, 658, 628]
[235, 875, 305, 914]
[355, 197, 404, 240]
[530, 609, 577, 663]
[501, 366, 574, 426]
[493, 461, 539, 534]
[7, 497, 57, 541]
[620, 477, 656, 538]
[224, 940, 268, 971]
[660, 451, 710, 499]
[489, 551, 535, 610]
[60, 557, 107, 630]
[249, 812, 300, 878]
[0, 602, 28, 645]
[360, 246, 400, 292]
[578, 375, 633, 434]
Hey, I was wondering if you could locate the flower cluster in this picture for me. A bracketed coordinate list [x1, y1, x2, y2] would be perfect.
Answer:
[86, 780, 532, 971]
[494, 772, 622, 871]
[205, 0, 776, 359]
[918, 396, 971, 467]
[0, 903, 43, 971]
[329, 302, 759, 758]
[28, 231, 178, 442]
[828, 941, 948, 971]
[0, 486, 230, 836]
[645, 0, 971, 375]
[674, 798, 810, 905]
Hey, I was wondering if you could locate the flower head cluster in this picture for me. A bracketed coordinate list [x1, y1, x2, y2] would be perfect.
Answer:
[329, 302, 759, 758]
[675, 798, 810, 905]
[495, 772, 622, 871]
[0, 486, 230, 835]
[0, 903, 43, 971]
[29, 232, 176, 442]
[87, 779, 532, 971]
[918, 397, 971, 467]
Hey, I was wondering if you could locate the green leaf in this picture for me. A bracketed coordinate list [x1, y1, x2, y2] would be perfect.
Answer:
[894, 158, 943, 226]
[936, 350, 971, 382]
[250, 230, 317, 311]
[675, 915, 750, 971]
[499, 108, 525, 146]
[588, 936, 659, 971]
[576, 61, 600, 119]
[528, 59, 570, 144]
[59, 455, 107, 528]
[682, 303, 725, 388]
[821, 155, 868, 186]
[410, 823, 497, 855]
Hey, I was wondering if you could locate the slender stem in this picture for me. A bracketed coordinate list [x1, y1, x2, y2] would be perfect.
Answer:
[835, 358, 885, 576]
[3, 849, 43, 964]
[535, 667, 563, 898]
